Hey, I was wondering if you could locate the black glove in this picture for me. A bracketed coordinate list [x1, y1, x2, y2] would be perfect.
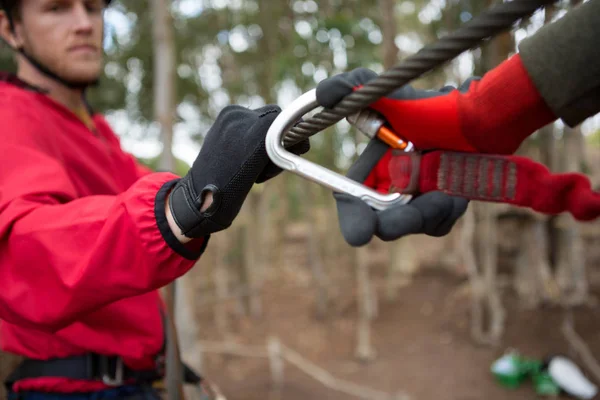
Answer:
[168, 105, 309, 238]
[316, 68, 471, 247]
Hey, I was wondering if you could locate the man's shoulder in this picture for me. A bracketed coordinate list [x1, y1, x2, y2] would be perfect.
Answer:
[0, 80, 59, 150]
[0, 77, 47, 117]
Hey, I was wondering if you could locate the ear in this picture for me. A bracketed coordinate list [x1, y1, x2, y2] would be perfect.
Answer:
[0, 10, 21, 49]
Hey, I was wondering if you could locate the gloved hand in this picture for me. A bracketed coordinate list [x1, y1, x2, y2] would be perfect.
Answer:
[317, 67, 481, 153]
[168, 105, 309, 238]
[317, 60, 555, 155]
[316, 68, 470, 246]
[330, 139, 469, 246]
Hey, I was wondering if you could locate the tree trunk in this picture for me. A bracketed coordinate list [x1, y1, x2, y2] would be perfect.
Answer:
[152, 0, 176, 173]
[478, 203, 505, 345]
[151, 0, 183, 397]
[531, 219, 560, 303]
[236, 0, 285, 318]
[354, 245, 376, 362]
[386, 237, 418, 302]
[538, 122, 561, 271]
[322, 127, 342, 271]
[257, 180, 272, 287]
[380, 0, 399, 69]
[378, 0, 416, 303]
[464, 0, 510, 345]
[305, 179, 329, 319]
[462, 202, 505, 346]
[460, 206, 486, 343]
[556, 125, 588, 305]
[513, 218, 541, 308]
[174, 269, 206, 400]
[242, 197, 263, 317]
[213, 232, 233, 341]
[513, 217, 559, 307]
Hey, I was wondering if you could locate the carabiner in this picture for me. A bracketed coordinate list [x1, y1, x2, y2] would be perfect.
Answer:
[265, 89, 413, 211]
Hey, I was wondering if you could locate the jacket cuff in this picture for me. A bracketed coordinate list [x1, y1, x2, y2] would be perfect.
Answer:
[518, 0, 600, 127]
[155, 179, 210, 260]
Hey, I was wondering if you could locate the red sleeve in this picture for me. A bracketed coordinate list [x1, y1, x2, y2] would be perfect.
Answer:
[0, 114, 207, 332]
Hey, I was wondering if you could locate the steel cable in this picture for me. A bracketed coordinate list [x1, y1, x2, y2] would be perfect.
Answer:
[282, 0, 557, 148]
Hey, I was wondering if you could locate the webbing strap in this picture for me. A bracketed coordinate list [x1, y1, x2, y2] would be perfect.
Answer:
[4, 354, 161, 391]
[388, 150, 600, 221]
[4, 307, 201, 392]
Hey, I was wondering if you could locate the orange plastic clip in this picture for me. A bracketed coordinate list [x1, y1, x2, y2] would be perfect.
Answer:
[377, 126, 408, 150]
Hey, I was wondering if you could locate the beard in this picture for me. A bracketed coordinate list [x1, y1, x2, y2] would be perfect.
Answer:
[57, 60, 103, 87]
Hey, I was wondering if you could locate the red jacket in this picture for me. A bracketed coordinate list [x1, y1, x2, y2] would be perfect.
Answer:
[0, 77, 208, 393]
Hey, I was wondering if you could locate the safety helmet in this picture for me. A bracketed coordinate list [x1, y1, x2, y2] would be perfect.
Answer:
[0, 0, 113, 90]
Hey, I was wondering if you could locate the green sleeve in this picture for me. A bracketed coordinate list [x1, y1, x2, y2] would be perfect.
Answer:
[518, 0, 600, 127]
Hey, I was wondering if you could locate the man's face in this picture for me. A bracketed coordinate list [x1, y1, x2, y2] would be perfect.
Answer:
[13, 0, 105, 84]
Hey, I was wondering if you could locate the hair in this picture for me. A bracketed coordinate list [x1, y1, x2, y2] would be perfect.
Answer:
[11, 7, 20, 24]
[3, 0, 112, 24]
[1, 0, 21, 25]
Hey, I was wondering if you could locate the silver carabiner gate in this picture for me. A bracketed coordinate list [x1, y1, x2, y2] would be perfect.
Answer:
[265, 89, 413, 211]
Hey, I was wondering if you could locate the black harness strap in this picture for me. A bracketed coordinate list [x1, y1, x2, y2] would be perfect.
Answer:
[4, 354, 201, 392]
[4, 354, 161, 390]
[4, 306, 201, 392]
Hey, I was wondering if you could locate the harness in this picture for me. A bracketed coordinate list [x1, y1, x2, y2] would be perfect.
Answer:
[4, 354, 200, 390]
[4, 308, 202, 393]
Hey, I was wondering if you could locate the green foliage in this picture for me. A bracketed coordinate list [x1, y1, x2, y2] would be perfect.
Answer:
[137, 154, 191, 176]
[0, 43, 15, 73]
[586, 129, 600, 147]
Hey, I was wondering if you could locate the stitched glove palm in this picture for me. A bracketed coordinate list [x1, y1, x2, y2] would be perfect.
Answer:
[168, 105, 309, 238]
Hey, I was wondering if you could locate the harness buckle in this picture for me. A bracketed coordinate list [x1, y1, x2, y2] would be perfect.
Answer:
[100, 356, 124, 387]
[265, 88, 412, 211]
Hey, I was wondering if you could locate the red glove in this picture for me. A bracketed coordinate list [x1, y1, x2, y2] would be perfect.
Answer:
[317, 54, 557, 192]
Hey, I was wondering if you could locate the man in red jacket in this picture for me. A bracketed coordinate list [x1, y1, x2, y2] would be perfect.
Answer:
[0, 0, 313, 398]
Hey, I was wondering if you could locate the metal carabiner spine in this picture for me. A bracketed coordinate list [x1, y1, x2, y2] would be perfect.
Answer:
[265, 88, 412, 211]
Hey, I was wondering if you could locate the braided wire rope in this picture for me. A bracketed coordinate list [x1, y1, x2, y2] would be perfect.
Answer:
[282, 0, 557, 148]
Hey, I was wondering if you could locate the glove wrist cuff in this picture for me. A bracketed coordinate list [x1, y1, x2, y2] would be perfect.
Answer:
[168, 180, 205, 237]
[169, 180, 229, 238]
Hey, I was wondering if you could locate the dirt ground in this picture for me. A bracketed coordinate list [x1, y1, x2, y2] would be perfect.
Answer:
[196, 267, 600, 400]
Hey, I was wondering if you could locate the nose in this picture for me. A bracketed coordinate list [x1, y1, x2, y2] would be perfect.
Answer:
[72, 2, 94, 34]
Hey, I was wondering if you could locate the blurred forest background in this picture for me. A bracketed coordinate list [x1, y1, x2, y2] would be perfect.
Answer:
[2, 0, 600, 399]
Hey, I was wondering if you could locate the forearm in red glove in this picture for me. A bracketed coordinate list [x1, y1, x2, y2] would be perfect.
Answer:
[318, 54, 556, 157]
